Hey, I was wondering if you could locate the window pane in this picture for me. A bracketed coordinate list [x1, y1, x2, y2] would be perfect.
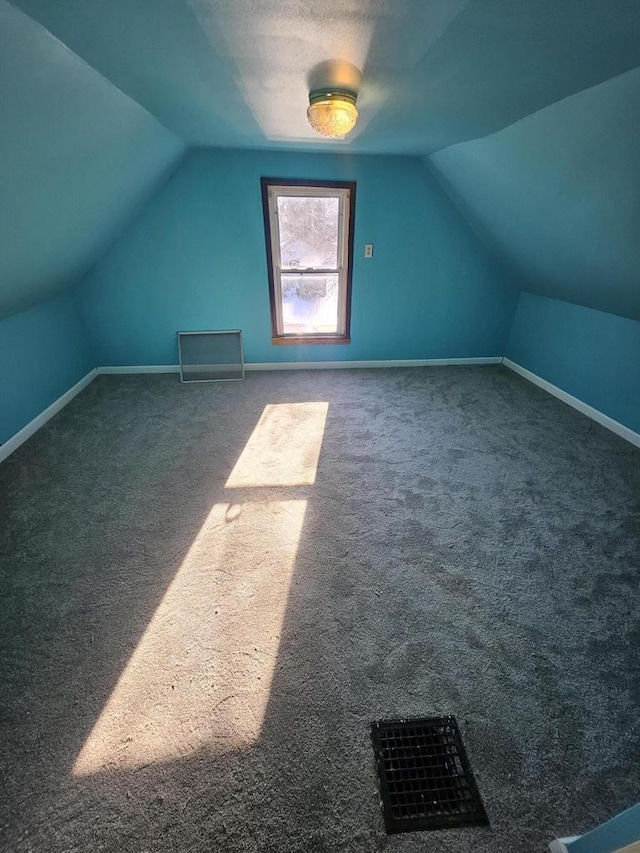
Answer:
[277, 196, 339, 269]
[281, 273, 339, 334]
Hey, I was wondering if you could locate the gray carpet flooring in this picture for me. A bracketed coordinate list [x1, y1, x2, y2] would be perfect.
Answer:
[1, 366, 639, 852]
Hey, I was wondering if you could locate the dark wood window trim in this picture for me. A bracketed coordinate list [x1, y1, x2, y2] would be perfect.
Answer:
[261, 177, 356, 345]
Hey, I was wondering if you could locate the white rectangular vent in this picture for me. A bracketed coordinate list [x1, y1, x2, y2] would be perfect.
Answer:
[177, 330, 244, 382]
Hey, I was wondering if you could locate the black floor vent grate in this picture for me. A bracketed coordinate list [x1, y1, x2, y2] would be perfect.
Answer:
[370, 715, 489, 834]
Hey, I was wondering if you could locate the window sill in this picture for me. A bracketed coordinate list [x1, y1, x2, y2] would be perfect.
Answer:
[271, 335, 351, 346]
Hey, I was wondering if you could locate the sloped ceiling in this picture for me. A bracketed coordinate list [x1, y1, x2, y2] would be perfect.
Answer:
[0, 0, 185, 320]
[10, 0, 640, 154]
[429, 68, 640, 321]
[3, 0, 640, 321]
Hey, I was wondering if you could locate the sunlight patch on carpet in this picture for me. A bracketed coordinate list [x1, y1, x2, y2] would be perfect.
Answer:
[73, 499, 307, 776]
[225, 402, 328, 487]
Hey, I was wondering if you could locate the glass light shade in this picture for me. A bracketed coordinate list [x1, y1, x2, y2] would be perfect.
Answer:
[307, 90, 358, 138]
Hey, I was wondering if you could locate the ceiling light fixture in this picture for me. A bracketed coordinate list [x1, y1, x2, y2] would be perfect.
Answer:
[307, 88, 358, 138]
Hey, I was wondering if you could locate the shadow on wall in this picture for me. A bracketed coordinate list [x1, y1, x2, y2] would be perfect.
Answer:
[1, 369, 639, 851]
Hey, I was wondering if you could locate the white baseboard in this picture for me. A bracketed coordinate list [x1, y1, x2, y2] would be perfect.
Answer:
[0, 369, 98, 464]
[503, 358, 640, 449]
[97, 365, 180, 374]
[97, 357, 502, 375]
[246, 357, 502, 370]
[549, 837, 579, 852]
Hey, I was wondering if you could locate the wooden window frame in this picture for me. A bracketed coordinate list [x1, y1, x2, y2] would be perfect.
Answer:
[261, 177, 356, 345]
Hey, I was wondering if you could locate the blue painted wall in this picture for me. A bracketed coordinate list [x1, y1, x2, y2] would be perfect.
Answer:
[428, 68, 640, 321]
[0, 294, 95, 445]
[0, 0, 185, 320]
[506, 292, 640, 434]
[78, 148, 518, 365]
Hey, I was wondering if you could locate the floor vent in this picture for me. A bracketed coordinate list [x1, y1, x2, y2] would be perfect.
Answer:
[177, 330, 244, 382]
[370, 715, 488, 835]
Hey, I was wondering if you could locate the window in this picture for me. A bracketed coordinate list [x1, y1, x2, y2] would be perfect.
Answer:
[261, 178, 355, 345]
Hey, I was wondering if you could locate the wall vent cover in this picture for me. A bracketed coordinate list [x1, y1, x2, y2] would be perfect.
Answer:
[177, 330, 244, 382]
[370, 715, 488, 834]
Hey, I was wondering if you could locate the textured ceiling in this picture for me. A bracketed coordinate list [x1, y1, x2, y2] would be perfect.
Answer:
[10, 0, 640, 154]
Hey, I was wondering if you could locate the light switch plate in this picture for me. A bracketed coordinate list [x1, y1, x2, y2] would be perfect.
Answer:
[364, 243, 374, 258]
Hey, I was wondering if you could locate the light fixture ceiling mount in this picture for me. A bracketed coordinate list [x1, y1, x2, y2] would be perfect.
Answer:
[307, 87, 359, 139]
